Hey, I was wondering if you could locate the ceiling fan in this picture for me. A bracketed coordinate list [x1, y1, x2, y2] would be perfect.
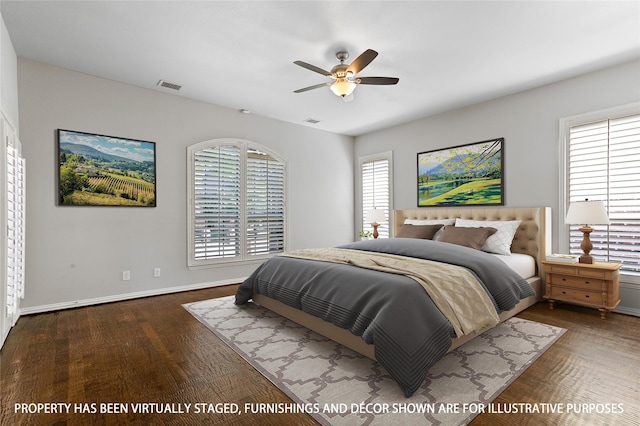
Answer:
[293, 49, 399, 100]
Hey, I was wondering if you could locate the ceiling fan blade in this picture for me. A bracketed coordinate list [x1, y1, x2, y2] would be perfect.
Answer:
[294, 60, 332, 76]
[294, 82, 331, 93]
[347, 49, 378, 74]
[357, 76, 399, 85]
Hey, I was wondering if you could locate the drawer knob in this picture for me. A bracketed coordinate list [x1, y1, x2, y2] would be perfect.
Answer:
[585, 294, 590, 298]
[584, 281, 590, 285]
[562, 278, 567, 281]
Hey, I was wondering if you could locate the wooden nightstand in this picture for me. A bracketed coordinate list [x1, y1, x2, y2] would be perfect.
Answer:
[542, 260, 621, 319]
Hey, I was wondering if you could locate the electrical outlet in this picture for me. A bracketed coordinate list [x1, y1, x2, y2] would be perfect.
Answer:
[153, 268, 161, 278]
[122, 270, 131, 281]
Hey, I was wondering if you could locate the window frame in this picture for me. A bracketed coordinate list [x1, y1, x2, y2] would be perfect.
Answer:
[559, 102, 640, 284]
[357, 151, 393, 239]
[187, 138, 287, 268]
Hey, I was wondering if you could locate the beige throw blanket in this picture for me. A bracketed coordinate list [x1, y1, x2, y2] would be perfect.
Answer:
[281, 248, 499, 338]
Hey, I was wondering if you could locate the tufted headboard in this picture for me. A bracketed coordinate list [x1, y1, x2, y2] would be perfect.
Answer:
[393, 207, 552, 280]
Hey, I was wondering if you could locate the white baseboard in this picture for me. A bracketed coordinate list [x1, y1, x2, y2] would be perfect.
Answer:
[616, 281, 640, 317]
[19, 278, 246, 316]
[1, 329, 8, 350]
[614, 306, 640, 317]
[16, 277, 640, 318]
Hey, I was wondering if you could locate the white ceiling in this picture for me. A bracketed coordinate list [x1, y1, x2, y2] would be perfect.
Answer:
[2, 1, 639, 136]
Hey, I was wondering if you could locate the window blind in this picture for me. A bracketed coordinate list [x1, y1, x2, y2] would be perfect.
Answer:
[190, 140, 286, 265]
[361, 157, 390, 238]
[568, 113, 640, 276]
[6, 145, 25, 315]
[246, 149, 285, 256]
[193, 145, 241, 260]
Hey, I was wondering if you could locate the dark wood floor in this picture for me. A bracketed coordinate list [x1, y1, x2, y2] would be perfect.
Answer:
[1, 285, 638, 425]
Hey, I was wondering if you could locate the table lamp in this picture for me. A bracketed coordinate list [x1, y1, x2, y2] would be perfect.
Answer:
[365, 208, 386, 239]
[565, 199, 609, 264]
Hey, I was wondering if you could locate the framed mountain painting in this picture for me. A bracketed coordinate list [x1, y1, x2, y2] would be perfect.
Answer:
[57, 129, 156, 206]
[417, 138, 504, 206]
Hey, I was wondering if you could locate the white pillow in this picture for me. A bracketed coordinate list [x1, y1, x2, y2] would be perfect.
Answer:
[404, 218, 455, 240]
[454, 218, 522, 255]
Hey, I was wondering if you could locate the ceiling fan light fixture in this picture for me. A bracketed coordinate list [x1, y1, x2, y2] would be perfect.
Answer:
[330, 78, 356, 97]
[294, 48, 398, 97]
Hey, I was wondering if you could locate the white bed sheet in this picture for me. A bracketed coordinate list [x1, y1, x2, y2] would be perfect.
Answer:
[491, 252, 536, 279]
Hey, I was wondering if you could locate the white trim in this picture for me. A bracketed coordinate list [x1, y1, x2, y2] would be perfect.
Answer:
[1, 112, 24, 349]
[615, 307, 640, 317]
[0, 102, 18, 139]
[0, 119, 6, 349]
[186, 138, 287, 268]
[614, 277, 640, 317]
[19, 277, 247, 315]
[356, 151, 394, 239]
[616, 278, 640, 316]
[559, 101, 640, 250]
[185, 258, 267, 270]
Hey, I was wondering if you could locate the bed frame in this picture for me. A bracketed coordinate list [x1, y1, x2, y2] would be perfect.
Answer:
[254, 206, 552, 360]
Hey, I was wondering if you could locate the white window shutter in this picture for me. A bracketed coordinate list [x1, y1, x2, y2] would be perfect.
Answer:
[568, 113, 640, 277]
[361, 154, 391, 238]
[246, 149, 285, 256]
[6, 144, 25, 315]
[188, 139, 286, 266]
[193, 145, 241, 261]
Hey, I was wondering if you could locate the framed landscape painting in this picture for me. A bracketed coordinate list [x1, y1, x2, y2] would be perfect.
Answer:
[417, 138, 504, 206]
[57, 129, 156, 206]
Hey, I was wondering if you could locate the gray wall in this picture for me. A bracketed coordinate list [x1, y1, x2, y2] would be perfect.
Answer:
[1, 12, 18, 127]
[15, 55, 640, 315]
[354, 59, 640, 315]
[18, 59, 354, 312]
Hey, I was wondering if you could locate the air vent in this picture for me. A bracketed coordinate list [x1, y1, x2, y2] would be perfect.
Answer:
[157, 80, 182, 91]
[303, 118, 320, 124]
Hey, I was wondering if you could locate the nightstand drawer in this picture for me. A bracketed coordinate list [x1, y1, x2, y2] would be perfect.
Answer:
[576, 268, 608, 279]
[546, 264, 581, 275]
[542, 260, 621, 318]
[549, 274, 604, 291]
[550, 287, 601, 305]
[545, 263, 616, 279]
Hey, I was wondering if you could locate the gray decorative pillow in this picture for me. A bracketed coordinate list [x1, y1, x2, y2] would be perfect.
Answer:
[404, 218, 455, 240]
[439, 226, 498, 250]
[395, 224, 444, 240]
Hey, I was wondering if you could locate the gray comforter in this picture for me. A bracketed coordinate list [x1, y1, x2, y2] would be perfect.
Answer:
[235, 238, 534, 397]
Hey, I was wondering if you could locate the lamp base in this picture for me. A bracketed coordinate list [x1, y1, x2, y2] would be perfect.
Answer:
[372, 222, 380, 239]
[579, 254, 594, 264]
[578, 225, 595, 264]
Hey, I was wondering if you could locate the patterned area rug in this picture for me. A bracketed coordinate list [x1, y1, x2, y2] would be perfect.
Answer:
[184, 296, 565, 425]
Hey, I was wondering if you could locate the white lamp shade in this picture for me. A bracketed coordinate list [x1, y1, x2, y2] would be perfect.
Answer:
[565, 200, 609, 225]
[366, 208, 386, 224]
[330, 78, 356, 97]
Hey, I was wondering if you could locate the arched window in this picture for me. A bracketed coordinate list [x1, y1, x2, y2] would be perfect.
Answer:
[187, 139, 286, 267]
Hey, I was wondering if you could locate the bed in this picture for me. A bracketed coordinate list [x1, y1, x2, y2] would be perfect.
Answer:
[235, 207, 551, 397]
